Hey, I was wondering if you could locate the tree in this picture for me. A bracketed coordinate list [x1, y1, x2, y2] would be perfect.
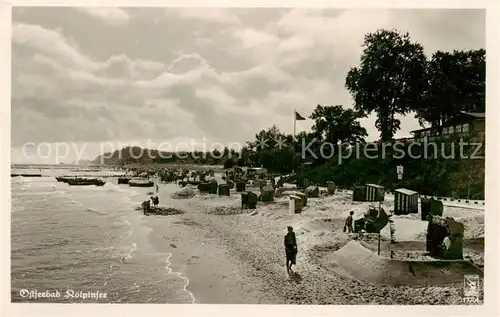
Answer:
[345, 29, 428, 141]
[309, 104, 367, 145]
[212, 149, 221, 161]
[294, 130, 320, 156]
[415, 49, 485, 127]
[244, 125, 296, 172]
[222, 147, 230, 159]
[223, 159, 235, 169]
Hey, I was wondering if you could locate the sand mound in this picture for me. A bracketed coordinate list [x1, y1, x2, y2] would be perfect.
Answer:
[326, 241, 482, 286]
[380, 219, 429, 242]
[458, 216, 485, 239]
[149, 207, 185, 216]
[380, 215, 484, 242]
[171, 188, 198, 199]
[207, 206, 251, 215]
[356, 233, 390, 242]
[443, 206, 484, 218]
[195, 193, 236, 200]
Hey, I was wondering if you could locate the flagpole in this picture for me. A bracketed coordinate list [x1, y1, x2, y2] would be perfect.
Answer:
[293, 108, 296, 141]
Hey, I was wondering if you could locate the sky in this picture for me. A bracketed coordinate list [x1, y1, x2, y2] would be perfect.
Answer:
[10, 7, 485, 164]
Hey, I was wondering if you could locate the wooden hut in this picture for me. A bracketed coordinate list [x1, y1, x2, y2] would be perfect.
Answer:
[421, 197, 444, 221]
[261, 186, 275, 202]
[241, 192, 258, 209]
[236, 182, 246, 192]
[208, 180, 218, 194]
[218, 184, 230, 196]
[326, 181, 336, 195]
[394, 188, 419, 215]
[289, 195, 304, 214]
[352, 186, 367, 201]
[365, 184, 385, 202]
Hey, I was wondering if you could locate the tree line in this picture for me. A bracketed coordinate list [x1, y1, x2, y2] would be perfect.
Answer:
[230, 29, 485, 198]
[237, 29, 484, 167]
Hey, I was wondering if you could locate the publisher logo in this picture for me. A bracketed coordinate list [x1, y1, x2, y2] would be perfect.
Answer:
[462, 274, 481, 304]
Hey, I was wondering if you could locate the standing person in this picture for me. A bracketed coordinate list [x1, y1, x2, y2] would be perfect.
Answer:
[142, 200, 150, 215]
[156, 184, 159, 193]
[284, 226, 298, 274]
[344, 211, 354, 233]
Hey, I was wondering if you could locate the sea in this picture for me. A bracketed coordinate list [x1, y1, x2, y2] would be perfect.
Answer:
[10, 164, 194, 303]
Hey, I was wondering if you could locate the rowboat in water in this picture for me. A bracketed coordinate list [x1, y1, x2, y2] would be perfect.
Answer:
[118, 177, 130, 184]
[56, 176, 105, 186]
[66, 178, 105, 186]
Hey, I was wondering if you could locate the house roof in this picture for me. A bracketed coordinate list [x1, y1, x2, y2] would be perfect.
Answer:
[394, 188, 418, 195]
[410, 126, 434, 134]
[246, 167, 266, 171]
[366, 184, 384, 189]
[461, 111, 485, 118]
[411, 112, 485, 134]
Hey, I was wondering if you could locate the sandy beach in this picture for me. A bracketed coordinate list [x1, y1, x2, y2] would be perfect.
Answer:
[130, 179, 484, 305]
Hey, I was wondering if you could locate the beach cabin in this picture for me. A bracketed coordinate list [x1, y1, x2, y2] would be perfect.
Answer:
[236, 182, 246, 192]
[394, 188, 419, 215]
[352, 186, 367, 202]
[241, 192, 258, 209]
[352, 184, 385, 202]
[365, 184, 385, 202]
[421, 197, 444, 221]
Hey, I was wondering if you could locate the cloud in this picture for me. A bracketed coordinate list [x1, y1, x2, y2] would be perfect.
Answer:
[11, 8, 485, 163]
[76, 8, 130, 26]
[11, 21, 282, 149]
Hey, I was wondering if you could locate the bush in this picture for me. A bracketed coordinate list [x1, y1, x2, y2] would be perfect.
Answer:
[300, 137, 484, 199]
[223, 159, 235, 169]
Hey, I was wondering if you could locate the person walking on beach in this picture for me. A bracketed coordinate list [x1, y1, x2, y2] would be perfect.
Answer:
[344, 211, 354, 233]
[142, 200, 150, 215]
[284, 226, 298, 274]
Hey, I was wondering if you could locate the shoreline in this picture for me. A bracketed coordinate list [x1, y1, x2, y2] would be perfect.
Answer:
[143, 215, 273, 304]
[10, 168, 484, 304]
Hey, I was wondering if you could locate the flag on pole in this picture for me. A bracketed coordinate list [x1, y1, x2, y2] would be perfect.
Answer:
[295, 111, 306, 121]
[292, 110, 306, 174]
